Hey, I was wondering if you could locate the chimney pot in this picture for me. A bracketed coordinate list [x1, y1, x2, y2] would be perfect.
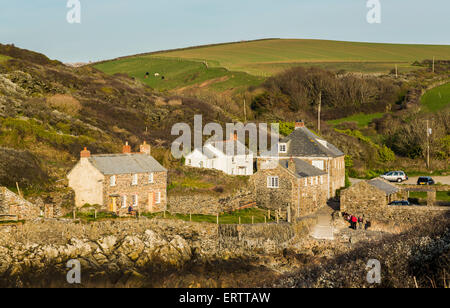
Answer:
[80, 147, 91, 158]
[122, 142, 132, 154]
[295, 120, 305, 129]
[140, 141, 151, 155]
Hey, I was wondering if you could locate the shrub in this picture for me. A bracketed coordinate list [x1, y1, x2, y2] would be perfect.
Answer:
[47, 94, 82, 116]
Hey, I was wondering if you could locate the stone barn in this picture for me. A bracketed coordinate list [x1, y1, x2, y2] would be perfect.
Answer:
[340, 179, 403, 217]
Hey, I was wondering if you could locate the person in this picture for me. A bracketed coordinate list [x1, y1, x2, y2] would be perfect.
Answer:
[358, 216, 363, 230]
[365, 220, 371, 230]
[351, 215, 357, 230]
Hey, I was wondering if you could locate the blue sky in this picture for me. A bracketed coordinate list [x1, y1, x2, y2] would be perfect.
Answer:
[1, 0, 449, 62]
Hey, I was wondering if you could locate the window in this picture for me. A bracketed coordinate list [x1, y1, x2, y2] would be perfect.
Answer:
[267, 176, 279, 188]
[132, 194, 138, 206]
[320, 176, 323, 184]
[310, 177, 314, 185]
[187, 159, 191, 165]
[122, 195, 127, 208]
[304, 178, 308, 187]
[148, 173, 154, 184]
[279, 143, 287, 153]
[312, 160, 324, 170]
[132, 174, 138, 185]
[110, 175, 116, 187]
[315, 177, 318, 185]
[155, 192, 161, 204]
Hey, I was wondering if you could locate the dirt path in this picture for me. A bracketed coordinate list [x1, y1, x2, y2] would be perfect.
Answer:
[310, 208, 334, 240]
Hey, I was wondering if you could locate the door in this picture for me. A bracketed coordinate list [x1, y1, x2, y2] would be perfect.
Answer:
[110, 197, 117, 212]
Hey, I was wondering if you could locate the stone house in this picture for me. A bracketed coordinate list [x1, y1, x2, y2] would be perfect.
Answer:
[185, 133, 254, 176]
[273, 120, 345, 198]
[251, 158, 329, 218]
[340, 179, 403, 216]
[68, 142, 167, 214]
[0, 187, 40, 220]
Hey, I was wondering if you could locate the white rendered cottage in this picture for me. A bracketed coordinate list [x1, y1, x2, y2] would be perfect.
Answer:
[185, 134, 254, 176]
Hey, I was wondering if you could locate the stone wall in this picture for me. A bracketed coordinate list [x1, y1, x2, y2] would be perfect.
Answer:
[340, 181, 450, 224]
[168, 189, 253, 215]
[0, 218, 308, 287]
[0, 187, 40, 220]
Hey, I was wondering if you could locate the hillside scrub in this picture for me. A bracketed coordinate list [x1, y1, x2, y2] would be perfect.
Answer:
[251, 67, 402, 119]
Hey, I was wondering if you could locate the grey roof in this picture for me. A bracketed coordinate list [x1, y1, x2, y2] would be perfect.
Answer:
[368, 179, 399, 195]
[208, 140, 252, 156]
[279, 158, 327, 178]
[88, 154, 167, 175]
[280, 127, 344, 158]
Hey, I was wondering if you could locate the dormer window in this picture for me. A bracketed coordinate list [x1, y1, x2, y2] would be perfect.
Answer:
[279, 143, 287, 153]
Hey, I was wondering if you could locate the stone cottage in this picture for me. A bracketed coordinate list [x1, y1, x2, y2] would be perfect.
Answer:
[273, 120, 345, 198]
[67, 142, 167, 214]
[251, 158, 329, 218]
[340, 179, 403, 216]
[0, 187, 40, 220]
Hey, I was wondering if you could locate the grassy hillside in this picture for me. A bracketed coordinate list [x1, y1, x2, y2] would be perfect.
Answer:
[149, 39, 450, 76]
[0, 54, 10, 63]
[421, 82, 450, 112]
[94, 56, 263, 93]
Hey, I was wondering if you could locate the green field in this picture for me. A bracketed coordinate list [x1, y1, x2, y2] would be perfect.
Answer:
[95, 39, 450, 92]
[149, 39, 450, 76]
[421, 82, 450, 112]
[327, 112, 385, 127]
[94, 56, 263, 92]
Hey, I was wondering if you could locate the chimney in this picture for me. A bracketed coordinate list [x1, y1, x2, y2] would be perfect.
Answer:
[140, 141, 151, 155]
[295, 120, 305, 130]
[80, 147, 91, 158]
[287, 157, 296, 173]
[122, 141, 131, 154]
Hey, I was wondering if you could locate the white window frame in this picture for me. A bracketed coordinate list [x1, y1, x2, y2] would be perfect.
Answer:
[267, 176, 279, 189]
[279, 143, 287, 154]
[110, 175, 116, 187]
[155, 192, 161, 204]
[304, 178, 308, 187]
[122, 195, 127, 208]
[133, 194, 138, 206]
[320, 176, 323, 185]
[132, 174, 138, 186]
[148, 173, 154, 184]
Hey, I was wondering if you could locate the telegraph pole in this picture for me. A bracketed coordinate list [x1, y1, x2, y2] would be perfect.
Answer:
[432, 56, 435, 73]
[243, 98, 247, 123]
[317, 91, 322, 133]
[426, 120, 431, 169]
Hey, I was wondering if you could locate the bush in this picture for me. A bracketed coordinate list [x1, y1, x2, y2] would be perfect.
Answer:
[47, 94, 82, 116]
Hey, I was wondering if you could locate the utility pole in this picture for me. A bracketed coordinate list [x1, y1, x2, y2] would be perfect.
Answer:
[426, 120, 431, 169]
[317, 91, 322, 133]
[395, 64, 398, 78]
[243, 98, 247, 123]
[432, 56, 435, 73]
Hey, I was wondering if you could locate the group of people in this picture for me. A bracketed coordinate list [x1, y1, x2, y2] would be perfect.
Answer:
[342, 212, 371, 230]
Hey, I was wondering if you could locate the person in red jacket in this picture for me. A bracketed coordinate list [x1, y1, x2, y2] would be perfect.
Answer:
[351, 216, 358, 230]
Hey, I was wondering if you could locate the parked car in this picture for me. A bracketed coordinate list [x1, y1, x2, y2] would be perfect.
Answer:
[389, 200, 411, 206]
[417, 176, 435, 185]
[380, 171, 408, 183]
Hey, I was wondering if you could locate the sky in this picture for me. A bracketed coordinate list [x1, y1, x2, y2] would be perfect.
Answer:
[0, 0, 449, 63]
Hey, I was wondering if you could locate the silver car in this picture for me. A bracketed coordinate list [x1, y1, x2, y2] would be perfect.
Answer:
[380, 171, 408, 183]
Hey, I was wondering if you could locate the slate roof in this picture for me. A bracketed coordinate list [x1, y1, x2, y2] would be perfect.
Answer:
[88, 154, 167, 175]
[207, 140, 252, 156]
[280, 127, 344, 158]
[279, 158, 327, 178]
[368, 179, 399, 195]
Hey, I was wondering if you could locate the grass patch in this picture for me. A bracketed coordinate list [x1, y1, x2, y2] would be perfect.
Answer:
[421, 82, 450, 112]
[0, 54, 11, 63]
[409, 191, 450, 202]
[328, 112, 385, 127]
[142, 208, 274, 224]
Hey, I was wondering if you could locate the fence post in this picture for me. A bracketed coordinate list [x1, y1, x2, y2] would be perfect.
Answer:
[217, 213, 219, 225]
[239, 216, 241, 225]
[73, 210, 76, 220]
[252, 216, 254, 224]
[94, 209, 97, 220]
[265, 216, 267, 224]
[190, 213, 192, 222]
[287, 205, 291, 223]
